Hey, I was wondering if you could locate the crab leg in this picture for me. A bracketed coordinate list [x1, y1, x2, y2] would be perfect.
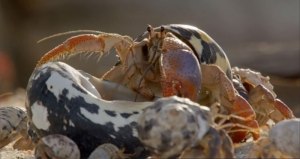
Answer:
[273, 99, 295, 120]
[229, 95, 260, 142]
[160, 37, 201, 102]
[201, 64, 259, 142]
[248, 84, 295, 124]
[36, 33, 133, 67]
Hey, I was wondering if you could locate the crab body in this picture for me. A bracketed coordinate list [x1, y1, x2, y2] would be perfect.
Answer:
[102, 25, 205, 101]
[37, 24, 232, 102]
[135, 24, 232, 79]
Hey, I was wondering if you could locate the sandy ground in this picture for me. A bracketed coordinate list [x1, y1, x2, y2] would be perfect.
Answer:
[0, 143, 34, 159]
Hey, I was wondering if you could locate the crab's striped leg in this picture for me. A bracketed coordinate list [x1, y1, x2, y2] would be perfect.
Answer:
[37, 33, 133, 67]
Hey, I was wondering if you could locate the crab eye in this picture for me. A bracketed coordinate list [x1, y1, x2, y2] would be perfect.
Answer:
[160, 26, 165, 32]
[147, 25, 152, 32]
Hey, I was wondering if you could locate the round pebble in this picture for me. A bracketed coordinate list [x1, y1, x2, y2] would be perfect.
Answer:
[137, 97, 209, 158]
[269, 118, 300, 158]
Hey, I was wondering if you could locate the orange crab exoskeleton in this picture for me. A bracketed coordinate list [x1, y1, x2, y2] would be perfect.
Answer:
[36, 25, 264, 143]
[151, 26, 202, 101]
[37, 26, 202, 102]
[200, 64, 260, 142]
[232, 67, 295, 126]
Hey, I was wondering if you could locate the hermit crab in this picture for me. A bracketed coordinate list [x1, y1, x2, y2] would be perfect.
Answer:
[35, 24, 261, 142]
[0, 24, 296, 158]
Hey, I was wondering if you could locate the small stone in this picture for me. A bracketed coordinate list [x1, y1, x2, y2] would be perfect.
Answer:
[269, 118, 300, 158]
[35, 134, 80, 159]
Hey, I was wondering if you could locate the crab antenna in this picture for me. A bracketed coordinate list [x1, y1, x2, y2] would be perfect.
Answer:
[37, 30, 104, 43]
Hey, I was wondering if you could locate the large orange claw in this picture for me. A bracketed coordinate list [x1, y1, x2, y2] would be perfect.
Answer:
[37, 33, 133, 67]
[160, 37, 201, 102]
[160, 49, 201, 101]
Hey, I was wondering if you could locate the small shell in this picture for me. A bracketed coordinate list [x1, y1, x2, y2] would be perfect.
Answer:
[35, 134, 80, 159]
[269, 118, 300, 157]
[0, 106, 27, 148]
[88, 143, 126, 159]
[137, 96, 210, 158]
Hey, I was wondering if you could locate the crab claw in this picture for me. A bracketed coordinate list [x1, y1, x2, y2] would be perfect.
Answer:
[36, 33, 133, 67]
[160, 37, 201, 102]
[271, 99, 295, 122]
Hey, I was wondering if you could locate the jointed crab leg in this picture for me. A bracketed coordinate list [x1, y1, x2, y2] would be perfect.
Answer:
[273, 99, 294, 120]
[233, 67, 294, 125]
[248, 84, 294, 125]
[36, 33, 133, 67]
[201, 64, 259, 142]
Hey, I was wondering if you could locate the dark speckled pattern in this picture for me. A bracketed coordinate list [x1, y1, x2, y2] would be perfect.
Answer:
[26, 62, 148, 158]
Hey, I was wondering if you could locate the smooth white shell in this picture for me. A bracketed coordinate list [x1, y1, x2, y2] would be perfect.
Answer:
[269, 118, 300, 157]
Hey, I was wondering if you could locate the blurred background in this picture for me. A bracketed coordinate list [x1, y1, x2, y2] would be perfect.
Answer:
[0, 0, 299, 116]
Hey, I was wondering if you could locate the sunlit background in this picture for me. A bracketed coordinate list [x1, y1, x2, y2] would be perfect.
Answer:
[0, 0, 299, 116]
